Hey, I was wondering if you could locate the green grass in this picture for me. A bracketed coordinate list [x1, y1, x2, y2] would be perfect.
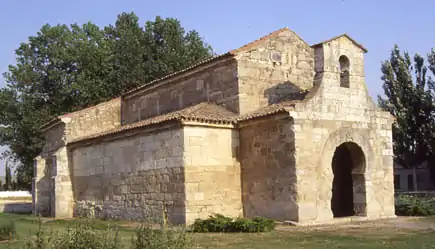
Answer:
[1, 213, 435, 249]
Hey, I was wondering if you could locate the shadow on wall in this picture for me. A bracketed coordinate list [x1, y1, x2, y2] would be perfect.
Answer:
[239, 115, 298, 221]
[263, 81, 309, 105]
[38, 158, 53, 217]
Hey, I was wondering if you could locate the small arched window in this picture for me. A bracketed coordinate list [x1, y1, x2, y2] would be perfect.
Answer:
[339, 55, 350, 88]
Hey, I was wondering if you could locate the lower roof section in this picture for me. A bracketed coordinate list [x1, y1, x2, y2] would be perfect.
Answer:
[67, 100, 299, 147]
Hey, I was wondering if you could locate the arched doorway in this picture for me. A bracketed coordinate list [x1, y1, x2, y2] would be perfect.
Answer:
[331, 142, 366, 218]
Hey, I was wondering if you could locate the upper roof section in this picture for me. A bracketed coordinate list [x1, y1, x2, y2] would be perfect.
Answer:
[122, 27, 310, 98]
[123, 29, 367, 98]
[40, 97, 121, 133]
[311, 34, 368, 53]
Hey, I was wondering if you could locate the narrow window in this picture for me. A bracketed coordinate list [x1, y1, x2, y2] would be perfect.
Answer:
[339, 55, 350, 88]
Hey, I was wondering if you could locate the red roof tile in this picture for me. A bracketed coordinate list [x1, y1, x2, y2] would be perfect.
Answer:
[68, 102, 238, 145]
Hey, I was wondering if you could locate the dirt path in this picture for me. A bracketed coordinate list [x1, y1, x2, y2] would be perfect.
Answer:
[276, 217, 435, 232]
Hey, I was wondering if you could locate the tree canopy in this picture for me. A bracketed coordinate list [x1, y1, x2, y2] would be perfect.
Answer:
[378, 45, 435, 182]
[0, 12, 214, 189]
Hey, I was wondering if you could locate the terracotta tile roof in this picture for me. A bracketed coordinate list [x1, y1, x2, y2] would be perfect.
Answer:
[237, 100, 298, 122]
[311, 33, 368, 53]
[123, 27, 295, 97]
[68, 102, 238, 145]
[179, 102, 238, 122]
[68, 97, 305, 146]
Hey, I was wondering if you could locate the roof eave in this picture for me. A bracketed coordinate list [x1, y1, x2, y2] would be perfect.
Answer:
[67, 118, 181, 147]
[40, 117, 63, 133]
[67, 115, 236, 148]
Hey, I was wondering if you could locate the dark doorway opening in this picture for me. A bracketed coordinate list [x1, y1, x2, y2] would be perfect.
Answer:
[331, 142, 366, 218]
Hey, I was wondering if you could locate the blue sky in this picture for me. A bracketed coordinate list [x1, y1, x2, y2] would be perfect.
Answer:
[0, 0, 434, 175]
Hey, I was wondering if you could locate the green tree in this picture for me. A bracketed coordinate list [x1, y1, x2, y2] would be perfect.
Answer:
[425, 48, 435, 181]
[378, 45, 435, 190]
[0, 12, 214, 190]
[141, 16, 214, 81]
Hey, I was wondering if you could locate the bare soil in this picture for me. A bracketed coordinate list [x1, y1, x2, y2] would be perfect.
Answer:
[277, 216, 435, 232]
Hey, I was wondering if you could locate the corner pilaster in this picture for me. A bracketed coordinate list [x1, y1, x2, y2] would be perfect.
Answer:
[52, 147, 74, 218]
[32, 156, 50, 216]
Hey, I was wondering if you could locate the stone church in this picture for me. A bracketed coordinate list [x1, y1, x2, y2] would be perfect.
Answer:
[32, 27, 396, 225]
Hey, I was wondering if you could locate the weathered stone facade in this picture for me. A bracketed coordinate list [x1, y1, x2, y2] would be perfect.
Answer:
[34, 98, 121, 218]
[33, 28, 396, 225]
[122, 59, 239, 124]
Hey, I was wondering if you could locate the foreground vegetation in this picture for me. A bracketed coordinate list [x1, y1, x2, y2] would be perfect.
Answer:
[192, 214, 276, 233]
[0, 213, 435, 249]
[395, 193, 435, 216]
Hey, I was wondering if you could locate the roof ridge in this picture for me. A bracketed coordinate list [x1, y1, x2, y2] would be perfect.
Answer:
[180, 102, 211, 116]
[123, 27, 303, 97]
[311, 33, 368, 53]
[228, 27, 290, 54]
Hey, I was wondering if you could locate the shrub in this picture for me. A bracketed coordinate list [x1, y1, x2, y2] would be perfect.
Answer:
[22, 217, 194, 249]
[191, 214, 275, 233]
[191, 214, 233, 232]
[23, 218, 122, 249]
[132, 224, 192, 249]
[0, 221, 16, 241]
[395, 194, 435, 216]
[231, 217, 276, 233]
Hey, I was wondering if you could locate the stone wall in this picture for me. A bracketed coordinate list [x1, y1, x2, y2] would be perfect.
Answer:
[394, 165, 434, 191]
[289, 36, 395, 223]
[0, 201, 32, 214]
[236, 29, 314, 114]
[64, 97, 121, 142]
[121, 59, 239, 125]
[183, 125, 242, 224]
[0, 192, 32, 214]
[239, 115, 298, 221]
[71, 126, 186, 224]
